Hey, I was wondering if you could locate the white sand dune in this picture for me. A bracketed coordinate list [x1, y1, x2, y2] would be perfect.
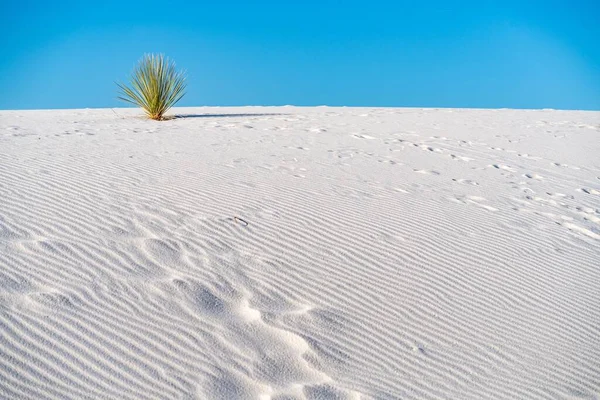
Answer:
[0, 106, 599, 399]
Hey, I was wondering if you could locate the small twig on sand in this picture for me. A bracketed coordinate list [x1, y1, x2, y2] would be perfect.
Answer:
[234, 217, 249, 226]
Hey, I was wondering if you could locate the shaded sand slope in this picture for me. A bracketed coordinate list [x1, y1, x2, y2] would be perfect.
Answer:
[0, 107, 599, 399]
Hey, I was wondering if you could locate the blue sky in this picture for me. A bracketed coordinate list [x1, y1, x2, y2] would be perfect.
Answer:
[1, 1, 599, 110]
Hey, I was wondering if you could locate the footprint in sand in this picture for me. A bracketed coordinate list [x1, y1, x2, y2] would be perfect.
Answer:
[560, 222, 600, 240]
[491, 164, 516, 172]
[523, 173, 543, 180]
[517, 153, 541, 160]
[450, 195, 498, 211]
[551, 162, 580, 170]
[578, 188, 600, 195]
[452, 178, 479, 186]
[378, 159, 400, 165]
[450, 154, 474, 162]
[169, 279, 336, 397]
[546, 192, 574, 200]
[420, 145, 443, 153]
[352, 134, 376, 140]
[574, 206, 600, 223]
[414, 169, 441, 175]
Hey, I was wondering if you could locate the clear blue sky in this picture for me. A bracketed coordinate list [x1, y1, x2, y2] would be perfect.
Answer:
[1, 0, 599, 110]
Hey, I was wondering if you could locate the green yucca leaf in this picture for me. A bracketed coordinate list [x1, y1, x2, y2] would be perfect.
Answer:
[117, 54, 187, 120]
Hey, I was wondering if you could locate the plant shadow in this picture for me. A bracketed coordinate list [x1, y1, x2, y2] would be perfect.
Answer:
[174, 113, 289, 119]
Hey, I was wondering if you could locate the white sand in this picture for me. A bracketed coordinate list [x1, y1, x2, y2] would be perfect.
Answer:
[0, 106, 599, 399]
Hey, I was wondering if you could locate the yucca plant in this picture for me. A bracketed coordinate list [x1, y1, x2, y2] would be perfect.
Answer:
[117, 54, 187, 120]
